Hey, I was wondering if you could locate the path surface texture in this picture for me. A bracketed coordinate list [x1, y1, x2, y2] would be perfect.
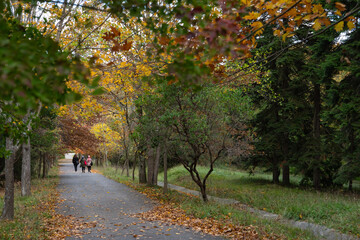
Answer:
[57, 160, 223, 240]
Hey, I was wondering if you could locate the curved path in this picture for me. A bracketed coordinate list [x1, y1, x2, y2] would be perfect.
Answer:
[57, 160, 223, 240]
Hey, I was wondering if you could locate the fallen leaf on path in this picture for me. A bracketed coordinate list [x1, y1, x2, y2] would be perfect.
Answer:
[133, 204, 279, 240]
[37, 190, 101, 239]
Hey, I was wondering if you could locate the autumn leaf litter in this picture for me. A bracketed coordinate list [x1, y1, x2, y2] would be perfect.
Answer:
[127, 183, 279, 240]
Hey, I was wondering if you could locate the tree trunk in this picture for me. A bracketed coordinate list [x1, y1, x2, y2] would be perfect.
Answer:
[153, 145, 161, 185]
[125, 157, 129, 177]
[21, 109, 34, 197]
[42, 153, 47, 178]
[37, 156, 40, 178]
[282, 164, 290, 185]
[163, 144, 168, 194]
[115, 162, 119, 173]
[136, 106, 146, 183]
[139, 154, 147, 184]
[199, 184, 208, 202]
[52, 154, 55, 168]
[121, 143, 129, 177]
[21, 137, 31, 196]
[48, 154, 52, 168]
[348, 129, 355, 192]
[1, 138, 17, 220]
[272, 164, 280, 184]
[147, 147, 155, 185]
[282, 135, 290, 185]
[46, 153, 50, 175]
[103, 141, 108, 165]
[313, 167, 320, 189]
[349, 180, 353, 191]
[132, 151, 137, 181]
[125, 135, 129, 177]
[280, 67, 290, 186]
[313, 83, 321, 189]
[38, 153, 42, 178]
[185, 158, 210, 203]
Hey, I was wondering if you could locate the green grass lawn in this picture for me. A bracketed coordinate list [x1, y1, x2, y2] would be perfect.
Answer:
[157, 165, 360, 237]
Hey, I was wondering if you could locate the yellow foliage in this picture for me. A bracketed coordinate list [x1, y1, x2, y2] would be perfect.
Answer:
[91, 123, 122, 152]
[273, 29, 281, 37]
[334, 21, 344, 32]
[251, 21, 264, 36]
[312, 4, 324, 14]
[347, 21, 355, 30]
[244, 12, 261, 20]
[313, 19, 322, 31]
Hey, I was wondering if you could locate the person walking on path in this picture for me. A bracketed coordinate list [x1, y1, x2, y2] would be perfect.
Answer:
[72, 154, 79, 172]
[79, 155, 86, 173]
[57, 161, 222, 240]
[86, 155, 92, 173]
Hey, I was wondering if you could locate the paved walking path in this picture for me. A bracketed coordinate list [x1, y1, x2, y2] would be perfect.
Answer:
[57, 160, 223, 240]
[157, 182, 359, 240]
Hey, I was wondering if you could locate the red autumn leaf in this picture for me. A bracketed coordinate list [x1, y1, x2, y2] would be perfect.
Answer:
[120, 40, 133, 51]
[111, 42, 121, 52]
[110, 26, 121, 37]
[159, 36, 170, 45]
[102, 32, 114, 41]
[174, 36, 186, 44]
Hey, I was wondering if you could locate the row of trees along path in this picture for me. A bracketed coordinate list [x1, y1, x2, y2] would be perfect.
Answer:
[1, 1, 359, 235]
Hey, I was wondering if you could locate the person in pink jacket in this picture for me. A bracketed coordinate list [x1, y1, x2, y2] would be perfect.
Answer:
[86, 155, 93, 173]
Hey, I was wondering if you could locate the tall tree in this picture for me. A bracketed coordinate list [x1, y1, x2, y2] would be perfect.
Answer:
[137, 83, 232, 201]
[327, 26, 360, 190]
[0, 6, 89, 219]
[245, 24, 311, 185]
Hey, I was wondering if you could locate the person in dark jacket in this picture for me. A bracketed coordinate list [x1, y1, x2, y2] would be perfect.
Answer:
[72, 154, 79, 172]
[79, 155, 86, 173]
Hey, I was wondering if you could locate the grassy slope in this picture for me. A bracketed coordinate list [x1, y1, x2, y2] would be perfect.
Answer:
[158, 165, 360, 237]
[99, 166, 317, 240]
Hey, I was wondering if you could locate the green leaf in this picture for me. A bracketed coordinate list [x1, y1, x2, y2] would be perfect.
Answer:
[91, 87, 106, 96]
